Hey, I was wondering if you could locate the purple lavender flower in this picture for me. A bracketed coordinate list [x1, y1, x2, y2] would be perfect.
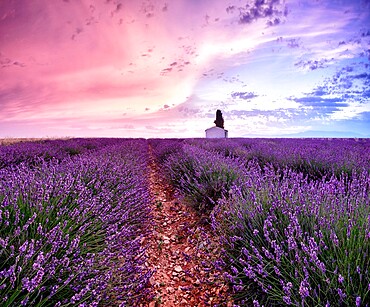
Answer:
[273, 266, 280, 276]
[231, 266, 239, 275]
[283, 281, 293, 295]
[356, 266, 361, 274]
[253, 300, 260, 307]
[338, 274, 344, 284]
[299, 279, 310, 299]
[283, 295, 292, 305]
[20, 297, 29, 306]
[337, 288, 346, 300]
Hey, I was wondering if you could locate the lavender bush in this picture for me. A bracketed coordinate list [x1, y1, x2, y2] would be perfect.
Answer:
[212, 163, 370, 306]
[162, 143, 245, 213]
[0, 139, 152, 306]
[148, 138, 184, 164]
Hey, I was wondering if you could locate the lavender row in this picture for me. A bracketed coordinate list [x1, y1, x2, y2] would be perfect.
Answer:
[0, 140, 152, 306]
[148, 138, 185, 164]
[187, 138, 370, 180]
[154, 138, 370, 306]
[159, 142, 246, 213]
[213, 164, 370, 306]
[0, 138, 142, 169]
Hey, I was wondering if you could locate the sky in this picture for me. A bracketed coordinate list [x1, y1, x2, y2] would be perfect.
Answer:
[0, 0, 369, 138]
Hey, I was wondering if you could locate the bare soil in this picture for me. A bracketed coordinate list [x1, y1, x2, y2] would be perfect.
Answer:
[140, 146, 233, 307]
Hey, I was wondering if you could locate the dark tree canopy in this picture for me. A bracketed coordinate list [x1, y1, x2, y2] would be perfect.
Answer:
[214, 109, 224, 128]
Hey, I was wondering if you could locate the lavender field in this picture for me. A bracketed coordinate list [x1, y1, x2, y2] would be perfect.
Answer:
[0, 139, 152, 306]
[1, 138, 370, 306]
[152, 138, 370, 306]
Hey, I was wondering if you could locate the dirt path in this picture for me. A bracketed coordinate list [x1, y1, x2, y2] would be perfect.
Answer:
[141, 145, 232, 307]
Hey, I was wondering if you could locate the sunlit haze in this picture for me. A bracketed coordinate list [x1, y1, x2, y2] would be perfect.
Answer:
[1, 0, 369, 138]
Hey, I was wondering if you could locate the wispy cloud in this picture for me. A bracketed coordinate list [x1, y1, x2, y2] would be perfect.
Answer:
[226, 0, 288, 26]
[231, 91, 259, 100]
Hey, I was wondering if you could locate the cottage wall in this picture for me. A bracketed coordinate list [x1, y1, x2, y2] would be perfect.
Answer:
[205, 126, 228, 138]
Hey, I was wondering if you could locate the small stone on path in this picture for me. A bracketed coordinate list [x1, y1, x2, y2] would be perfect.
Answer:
[174, 265, 182, 273]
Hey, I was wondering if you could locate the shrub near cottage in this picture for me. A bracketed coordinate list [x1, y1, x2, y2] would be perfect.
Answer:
[0, 140, 152, 306]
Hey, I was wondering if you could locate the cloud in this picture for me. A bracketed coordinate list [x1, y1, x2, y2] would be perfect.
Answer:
[322, 65, 370, 101]
[362, 90, 370, 98]
[294, 58, 333, 71]
[286, 38, 301, 48]
[284, 62, 370, 123]
[309, 86, 329, 96]
[231, 91, 259, 100]
[330, 100, 370, 120]
[140, 1, 155, 18]
[228, 108, 292, 118]
[160, 67, 172, 75]
[232, 0, 288, 25]
[266, 17, 281, 26]
[352, 72, 370, 82]
[291, 96, 348, 108]
[223, 107, 324, 135]
[361, 29, 370, 37]
[0, 53, 26, 68]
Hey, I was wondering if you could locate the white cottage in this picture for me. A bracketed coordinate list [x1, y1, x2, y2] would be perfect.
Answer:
[205, 126, 228, 138]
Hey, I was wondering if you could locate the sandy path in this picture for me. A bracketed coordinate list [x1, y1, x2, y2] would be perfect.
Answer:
[140, 145, 232, 307]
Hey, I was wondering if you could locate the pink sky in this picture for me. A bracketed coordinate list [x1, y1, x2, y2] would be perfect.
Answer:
[1, 0, 369, 138]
